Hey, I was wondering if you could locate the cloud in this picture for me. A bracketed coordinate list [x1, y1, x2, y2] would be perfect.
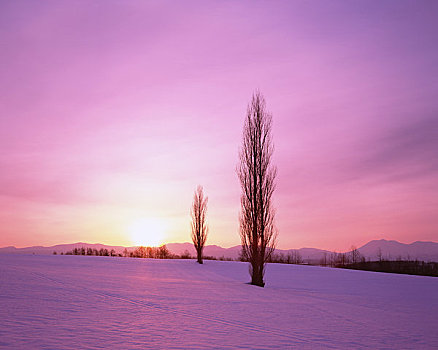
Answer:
[346, 115, 438, 184]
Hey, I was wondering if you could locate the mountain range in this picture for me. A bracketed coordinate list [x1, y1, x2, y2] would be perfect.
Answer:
[1, 239, 437, 262]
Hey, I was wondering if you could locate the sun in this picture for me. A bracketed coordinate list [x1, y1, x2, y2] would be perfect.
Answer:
[128, 218, 167, 247]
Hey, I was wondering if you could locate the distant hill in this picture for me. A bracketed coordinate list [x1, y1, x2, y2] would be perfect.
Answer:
[1, 239, 437, 262]
[357, 239, 438, 262]
[0, 243, 134, 255]
[166, 243, 241, 259]
[166, 243, 331, 262]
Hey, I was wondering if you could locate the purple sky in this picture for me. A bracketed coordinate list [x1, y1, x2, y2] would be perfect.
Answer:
[1, 1, 437, 250]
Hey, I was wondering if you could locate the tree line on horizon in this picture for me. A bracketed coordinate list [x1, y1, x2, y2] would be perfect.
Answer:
[53, 244, 437, 276]
[58, 247, 118, 257]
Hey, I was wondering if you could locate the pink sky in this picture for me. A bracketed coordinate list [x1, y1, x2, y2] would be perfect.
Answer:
[1, 1, 437, 251]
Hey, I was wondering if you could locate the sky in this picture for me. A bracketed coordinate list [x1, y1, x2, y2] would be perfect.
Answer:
[1, 0, 437, 251]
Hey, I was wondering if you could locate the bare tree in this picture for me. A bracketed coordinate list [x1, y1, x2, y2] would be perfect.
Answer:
[191, 185, 208, 264]
[320, 252, 328, 266]
[290, 250, 303, 265]
[377, 248, 383, 262]
[237, 91, 277, 287]
[350, 245, 361, 264]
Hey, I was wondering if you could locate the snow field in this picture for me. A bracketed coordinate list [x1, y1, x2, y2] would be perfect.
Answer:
[0, 254, 437, 349]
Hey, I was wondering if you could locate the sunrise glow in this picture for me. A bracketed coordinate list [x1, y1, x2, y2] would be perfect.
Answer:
[128, 218, 167, 247]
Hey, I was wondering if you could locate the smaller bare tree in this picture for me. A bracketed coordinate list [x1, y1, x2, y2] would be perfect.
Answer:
[191, 186, 208, 264]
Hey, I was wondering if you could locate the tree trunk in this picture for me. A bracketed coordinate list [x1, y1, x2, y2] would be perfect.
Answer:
[197, 248, 203, 264]
[250, 259, 265, 287]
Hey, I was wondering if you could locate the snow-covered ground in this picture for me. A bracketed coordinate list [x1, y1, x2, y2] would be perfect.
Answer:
[0, 254, 436, 349]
